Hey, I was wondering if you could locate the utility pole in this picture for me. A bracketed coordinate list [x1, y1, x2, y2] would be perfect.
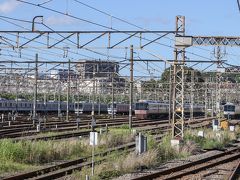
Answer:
[91, 64, 96, 118]
[190, 70, 194, 120]
[66, 59, 70, 122]
[33, 53, 38, 124]
[172, 16, 185, 139]
[129, 45, 133, 129]
[214, 46, 225, 118]
[169, 67, 172, 124]
[204, 82, 208, 118]
[111, 72, 115, 120]
[58, 76, 61, 119]
[15, 78, 19, 115]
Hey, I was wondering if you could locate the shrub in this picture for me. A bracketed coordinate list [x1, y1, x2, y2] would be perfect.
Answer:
[0, 139, 89, 164]
[98, 169, 121, 179]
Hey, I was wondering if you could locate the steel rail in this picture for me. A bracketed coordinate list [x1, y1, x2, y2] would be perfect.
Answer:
[132, 147, 240, 180]
[228, 160, 240, 180]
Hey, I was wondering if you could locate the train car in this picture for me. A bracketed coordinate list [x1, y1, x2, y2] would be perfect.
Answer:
[223, 103, 240, 119]
[135, 100, 205, 120]
[0, 98, 32, 113]
[107, 102, 134, 115]
[0, 98, 77, 114]
[182, 103, 205, 116]
[75, 102, 108, 114]
[135, 100, 168, 119]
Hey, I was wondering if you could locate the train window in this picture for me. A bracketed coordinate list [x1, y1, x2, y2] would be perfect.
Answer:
[136, 103, 148, 110]
[224, 105, 235, 112]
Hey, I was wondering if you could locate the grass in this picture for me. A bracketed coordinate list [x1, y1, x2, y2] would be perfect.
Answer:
[236, 125, 240, 138]
[0, 161, 40, 175]
[71, 133, 193, 179]
[4, 125, 236, 178]
[71, 149, 159, 179]
[0, 127, 135, 176]
[184, 128, 236, 150]
[0, 138, 91, 174]
[76, 129, 238, 179]
[1, 139, 89, 163]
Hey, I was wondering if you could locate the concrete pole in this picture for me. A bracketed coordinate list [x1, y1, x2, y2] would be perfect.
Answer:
[91, 64, 96, 117]
[112, 73, 115, 120]
[190, 70, 194, 120]
[33, 53, 38, 123]
[129, 45, 133, 129]
[66, 59, 70, 121]
[169, 67, 172, 124]
[58, 76, 61, 119]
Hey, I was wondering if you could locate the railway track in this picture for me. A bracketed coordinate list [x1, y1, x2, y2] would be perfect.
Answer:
[1, 116, 214, 140]
[1, 117, 215, 179]
[0, 117, 140, 138]
[228, 160, 240, 180]
[2, 133, 165, 180]
[131, 146, 240, 180]
[12, 120, 170, 141]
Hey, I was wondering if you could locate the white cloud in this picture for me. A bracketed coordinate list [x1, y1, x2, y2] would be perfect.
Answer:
[45, 16, 76, 25]
[0, 0, 20, 13]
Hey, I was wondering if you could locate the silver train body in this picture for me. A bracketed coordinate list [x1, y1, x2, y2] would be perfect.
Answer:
[223, 103, 240, 119]
[135, 100, 205, 119]
[0, 99, 75, 113]
[0, 99, 108, 114]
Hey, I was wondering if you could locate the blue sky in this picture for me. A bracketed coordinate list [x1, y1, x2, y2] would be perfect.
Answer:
[0, 0, 240, 77]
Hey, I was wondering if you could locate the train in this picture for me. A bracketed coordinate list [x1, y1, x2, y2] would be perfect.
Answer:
[0, 98, 206, 120]
[0, 98, 129, 115]
[0, 98, 75, 113]
[135, 100, 205, 119]
[223, 103, 240, 119]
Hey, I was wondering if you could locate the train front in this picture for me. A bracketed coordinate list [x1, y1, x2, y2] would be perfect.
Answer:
[223, 103, 235, 119]
[135, 101, 148, 119]
[107, 103, 116, 115]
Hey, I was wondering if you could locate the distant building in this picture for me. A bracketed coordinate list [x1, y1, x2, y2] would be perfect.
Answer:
[50, 69, 78, 80]
[76, 60, 119, 79]
[225, 66, 240, 73]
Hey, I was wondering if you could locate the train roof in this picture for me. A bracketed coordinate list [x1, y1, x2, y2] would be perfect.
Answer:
[138, 100, 164, 103]
[224, 103, 235, 106]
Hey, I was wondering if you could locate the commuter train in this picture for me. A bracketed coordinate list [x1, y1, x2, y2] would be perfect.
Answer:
[135, 100, 205, 119]
[0, 98, 124, 115]
[0, 98, 75, 113]
[223, 103, 240, 119]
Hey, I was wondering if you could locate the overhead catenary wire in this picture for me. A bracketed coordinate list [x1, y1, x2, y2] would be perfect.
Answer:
[15, 0, 220, 64]
[0, 16, 127, 61]
[72, 0, 240, 67]
[2, 1, 235, 76]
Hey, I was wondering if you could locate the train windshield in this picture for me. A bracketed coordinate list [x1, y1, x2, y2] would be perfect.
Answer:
[135, 103, 148, 110]
[224, 105, 235, 112]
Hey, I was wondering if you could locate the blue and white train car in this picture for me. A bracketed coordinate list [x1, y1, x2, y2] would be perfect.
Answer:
[223, 103, 240, 119]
